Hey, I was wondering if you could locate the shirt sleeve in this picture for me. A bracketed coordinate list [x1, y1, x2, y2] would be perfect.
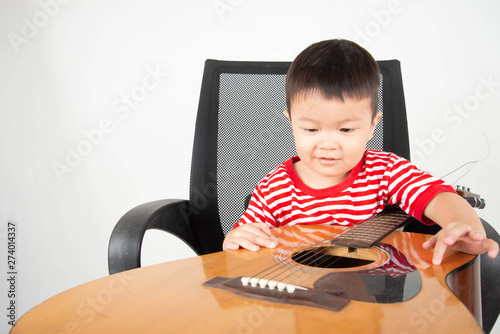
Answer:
[232, 186, 279, 230]
[385, 154, 455, 224]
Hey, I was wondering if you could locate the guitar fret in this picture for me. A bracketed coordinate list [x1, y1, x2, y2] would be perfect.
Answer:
[331, 207, 411, 248]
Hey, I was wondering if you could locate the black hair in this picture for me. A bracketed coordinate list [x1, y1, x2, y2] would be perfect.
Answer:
[286, 39, 380, 117]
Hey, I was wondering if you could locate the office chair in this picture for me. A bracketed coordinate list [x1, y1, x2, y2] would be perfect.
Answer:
[107, 59, 499, 333]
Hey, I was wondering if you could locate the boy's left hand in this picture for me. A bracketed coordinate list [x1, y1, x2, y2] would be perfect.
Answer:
[422, 222, 499, 265]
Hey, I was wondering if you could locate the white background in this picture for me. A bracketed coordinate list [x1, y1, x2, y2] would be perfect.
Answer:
[1, 0, 499, 333]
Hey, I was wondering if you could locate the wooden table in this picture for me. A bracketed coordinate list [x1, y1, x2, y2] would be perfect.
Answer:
[12, 225, 483, 333]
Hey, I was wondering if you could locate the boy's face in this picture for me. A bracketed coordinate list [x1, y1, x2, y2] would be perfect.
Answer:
[285, 92, 381, 189]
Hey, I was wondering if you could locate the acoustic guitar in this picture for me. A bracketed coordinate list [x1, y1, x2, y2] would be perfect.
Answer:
[12, 205, 484, 333]
[203, 206, 483, 333]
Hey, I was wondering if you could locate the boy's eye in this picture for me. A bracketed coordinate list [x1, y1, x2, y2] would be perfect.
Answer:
[303, 128, 318, 133]
[340, 128, 355, 133]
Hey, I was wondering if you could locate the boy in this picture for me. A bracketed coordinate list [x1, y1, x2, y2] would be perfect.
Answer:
[222, 39, 498, 265]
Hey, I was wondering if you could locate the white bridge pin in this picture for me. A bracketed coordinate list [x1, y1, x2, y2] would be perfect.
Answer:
[249, 277, 259, 287]
[241, 277, 250, 286]
[240, 277, 307, 293]
[267, 280, 278, 290]
[258, 279, 269, 288]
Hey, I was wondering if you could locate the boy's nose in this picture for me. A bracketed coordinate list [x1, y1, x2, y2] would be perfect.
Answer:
[319, 133, 340, 149]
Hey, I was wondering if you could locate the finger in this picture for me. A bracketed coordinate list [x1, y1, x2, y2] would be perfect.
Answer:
[235, 237, 261, 251]
[223, 223, 278, 251]
[222, 241, 240, 251]
[235, 223, 267, 235]
[227, 228, 277, 250]
[430, 231, 460, 265]
[469, 229, 486, 242]
[244, 224, 278, 246]
[223, 236, 260, 251]
[249, 223, 274, 238]
[439, 223, 474, 246]
[483, 238, 500, 259]
[257, 223, 274, 236]
[231, 235, 276, 251]
[431, 237, 448, 265]
[422, 236, 437, 250]
[248, 234, 278, 249]
[432, 224, 480, 264]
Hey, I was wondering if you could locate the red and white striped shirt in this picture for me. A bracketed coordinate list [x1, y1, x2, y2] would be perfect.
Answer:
[235, 150, 454, 229]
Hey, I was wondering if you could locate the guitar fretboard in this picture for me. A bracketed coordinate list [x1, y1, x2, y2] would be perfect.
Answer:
[331, 207, 412, 248]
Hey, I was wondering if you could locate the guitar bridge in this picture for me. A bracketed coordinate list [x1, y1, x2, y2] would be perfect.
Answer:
[203, 276, 350, 312]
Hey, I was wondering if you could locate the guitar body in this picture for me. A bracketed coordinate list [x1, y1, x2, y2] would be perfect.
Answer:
[13, 226, 482, 334]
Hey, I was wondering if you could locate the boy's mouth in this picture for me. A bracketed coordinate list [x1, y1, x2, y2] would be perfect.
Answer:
[318, 157, 340, 165]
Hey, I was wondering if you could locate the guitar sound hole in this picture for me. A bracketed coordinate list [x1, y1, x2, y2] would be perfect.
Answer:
[291, 246, 375, 269]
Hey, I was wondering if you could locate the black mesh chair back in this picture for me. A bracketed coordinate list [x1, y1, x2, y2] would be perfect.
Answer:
[188, 59, 409, 254]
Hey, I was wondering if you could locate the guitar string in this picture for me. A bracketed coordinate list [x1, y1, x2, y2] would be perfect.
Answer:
[247, 230, 340, 279]
[440, 132, 490, 185]
[270, 235, 367, 288]
[245, 214, 402, 290]
[246, 226, 362, 288]
[279, 212, 409, 287]
[245, 227, 346, 282]
[265, 246, 343, 288]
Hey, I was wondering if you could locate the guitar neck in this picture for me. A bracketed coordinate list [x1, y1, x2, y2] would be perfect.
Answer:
[331, 206, 412, 249]
[456, 186, 486, 209]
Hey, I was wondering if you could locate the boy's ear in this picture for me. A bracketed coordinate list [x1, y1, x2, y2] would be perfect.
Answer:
[283, 110, 291, 122]
[373, 111, 382, 126]
[368, 111, 383, 139]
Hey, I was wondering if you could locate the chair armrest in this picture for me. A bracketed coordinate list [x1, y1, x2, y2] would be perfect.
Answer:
[479, 218, 500, 334]
[108, 199, 203, 275]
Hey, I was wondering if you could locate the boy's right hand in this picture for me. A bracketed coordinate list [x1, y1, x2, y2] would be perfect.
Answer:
[222, 223, 278, 251]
